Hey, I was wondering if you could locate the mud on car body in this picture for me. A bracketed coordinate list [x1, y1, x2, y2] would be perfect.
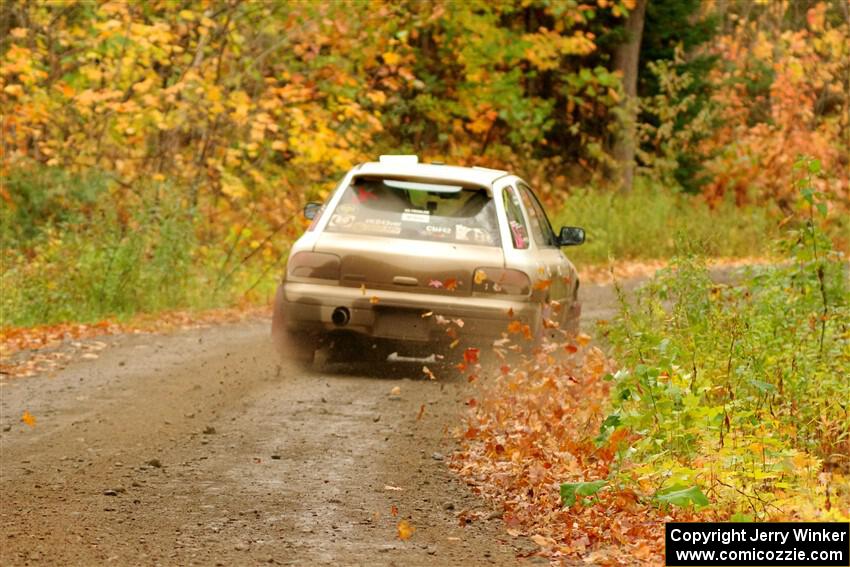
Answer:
[272, 155, 585, 365]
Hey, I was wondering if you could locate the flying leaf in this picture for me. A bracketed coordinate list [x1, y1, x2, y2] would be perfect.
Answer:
[428, 280, 443, 288]
[474, 270, 488, 284]
[370, 296, 380, 304]
[397, 519, 415, 540]
[21, 410, 36, 427]
[533, 279, 552, 291]
[443, 278, 458, 291]
[360, 284, 366, 296]
[463, 347, 480, 364]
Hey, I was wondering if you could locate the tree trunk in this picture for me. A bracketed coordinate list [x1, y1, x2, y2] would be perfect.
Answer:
[611, 0, 647, 193]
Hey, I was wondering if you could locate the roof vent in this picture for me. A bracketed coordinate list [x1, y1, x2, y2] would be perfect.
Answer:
[379, 154, 419, 165]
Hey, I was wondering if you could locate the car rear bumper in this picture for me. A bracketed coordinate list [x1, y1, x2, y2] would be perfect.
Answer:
[277, 281, 540, 342]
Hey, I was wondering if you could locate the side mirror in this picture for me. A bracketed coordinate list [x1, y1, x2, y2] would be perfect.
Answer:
[303, 202, 322, 220]
[558, 226, 585, 246]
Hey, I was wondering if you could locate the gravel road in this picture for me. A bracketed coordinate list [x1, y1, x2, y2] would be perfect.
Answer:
[1, 280, 626, 566]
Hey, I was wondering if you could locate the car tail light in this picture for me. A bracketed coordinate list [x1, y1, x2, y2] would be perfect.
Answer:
[288, 252, 340, 279]
[472, 268, 530, 296]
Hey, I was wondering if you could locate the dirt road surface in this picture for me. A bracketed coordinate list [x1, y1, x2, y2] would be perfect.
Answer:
[1, 280, 626, 566]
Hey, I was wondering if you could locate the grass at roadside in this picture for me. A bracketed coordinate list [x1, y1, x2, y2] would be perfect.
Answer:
[1, 166, 290, 328]
[554, 182, 784, 265]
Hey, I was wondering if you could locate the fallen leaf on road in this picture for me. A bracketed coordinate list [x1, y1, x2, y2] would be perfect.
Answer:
[390, 386, 401, 396]
[21, 410, 36, 427]
[383, 485, 403, 491]
[391, 504, 399, 517]
[416, 404, 426, 420]
[397, 519, 415, 540]
[81, 353, 99, 360]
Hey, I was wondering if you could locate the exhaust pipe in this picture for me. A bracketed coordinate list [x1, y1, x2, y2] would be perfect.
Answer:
[331, 307, 350, 327]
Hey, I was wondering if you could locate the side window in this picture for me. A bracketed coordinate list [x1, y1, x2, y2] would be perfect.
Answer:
[518, 183, 557, 248]
[502, 186, 529, 249]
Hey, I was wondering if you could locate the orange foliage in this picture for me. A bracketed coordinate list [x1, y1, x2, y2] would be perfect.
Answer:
[700, 2, 849, 210]
[453, 343, 706, 563]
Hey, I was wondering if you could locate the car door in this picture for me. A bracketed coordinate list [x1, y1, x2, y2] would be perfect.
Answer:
[513, 182, 567, 301]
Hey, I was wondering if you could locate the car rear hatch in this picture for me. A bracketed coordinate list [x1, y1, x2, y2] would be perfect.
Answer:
[313, 232, 504, 296]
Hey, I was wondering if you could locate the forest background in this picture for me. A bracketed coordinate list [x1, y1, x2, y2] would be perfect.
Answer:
[1, 0, 848, 325]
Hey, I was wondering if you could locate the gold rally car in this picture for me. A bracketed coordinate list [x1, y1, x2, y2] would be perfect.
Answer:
[272, 155, 585, 365]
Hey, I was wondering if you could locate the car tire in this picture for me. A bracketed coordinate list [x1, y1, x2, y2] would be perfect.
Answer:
[271, 285, 316, 367]
[276, 329, 316, 366]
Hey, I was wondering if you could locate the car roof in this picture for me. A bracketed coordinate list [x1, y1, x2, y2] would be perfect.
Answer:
[353, 161, 510, 187]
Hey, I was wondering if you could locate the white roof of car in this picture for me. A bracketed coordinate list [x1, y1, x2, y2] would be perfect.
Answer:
[354, 158, 509, 187]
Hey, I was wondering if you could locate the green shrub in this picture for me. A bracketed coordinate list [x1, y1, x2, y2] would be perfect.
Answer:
[2, 186, 198, 326]
[600, 161, 849, 516]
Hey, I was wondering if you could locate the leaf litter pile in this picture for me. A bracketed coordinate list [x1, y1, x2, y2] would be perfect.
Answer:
[452, 337, 700, 564]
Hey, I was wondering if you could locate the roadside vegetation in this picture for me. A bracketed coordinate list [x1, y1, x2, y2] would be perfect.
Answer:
[554, 184, 782, 265]
[603, 161, 849, 514]
[456, 161, 849, 562]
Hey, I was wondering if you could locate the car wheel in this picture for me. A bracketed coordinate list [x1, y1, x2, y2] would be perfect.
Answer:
[275, 329, 316, 366]
[271, 285, 316, 367]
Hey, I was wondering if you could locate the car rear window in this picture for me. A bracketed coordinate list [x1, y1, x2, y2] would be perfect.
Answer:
[324, 176, 500, 246]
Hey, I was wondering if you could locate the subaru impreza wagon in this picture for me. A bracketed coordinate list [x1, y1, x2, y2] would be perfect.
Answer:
[272, 155, 585, 365]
